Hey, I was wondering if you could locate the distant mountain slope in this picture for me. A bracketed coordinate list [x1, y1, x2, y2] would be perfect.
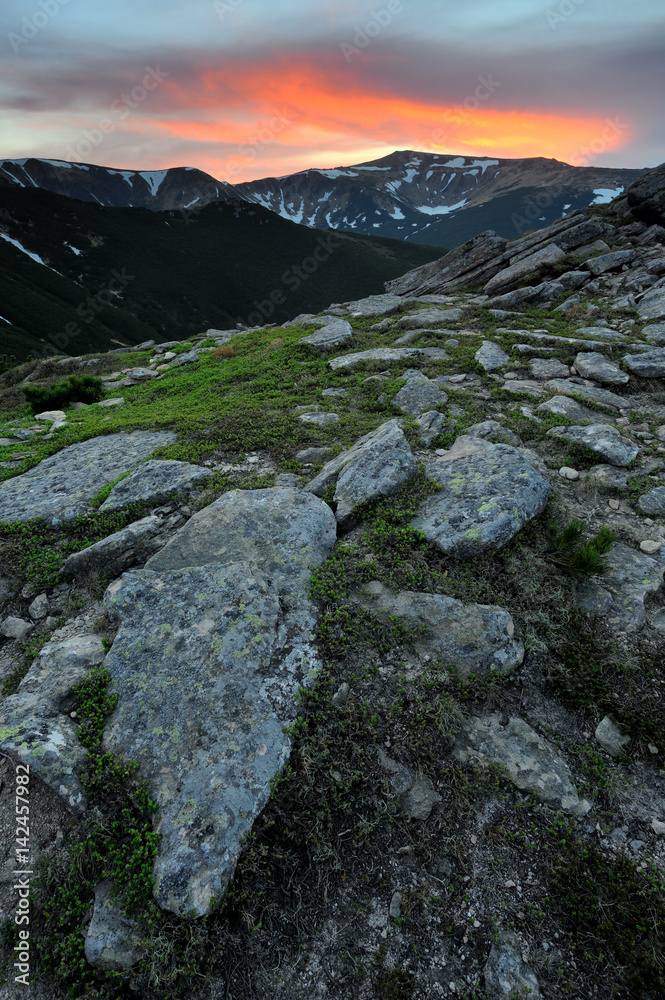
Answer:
[234, 149, 647, 247]
[0, 185, 444, 361]
[0, 152, 648, 250]
[0, 158, 236, 211]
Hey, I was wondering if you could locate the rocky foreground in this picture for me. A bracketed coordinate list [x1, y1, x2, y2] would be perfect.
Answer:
[1, 164, 665, 999]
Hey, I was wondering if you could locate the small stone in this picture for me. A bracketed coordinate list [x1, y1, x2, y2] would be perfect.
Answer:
[98, 397, 125, 408]
[389, 892, 402, 919]
[641, 540, 663, 554]
[34, 410, 67, 422]
[559, 467, 580, 481]
[28, 593, 49, 620]
[595, 715, 630, 757]
[0, 616, 34, 640]
[331, 682, 350, 708]
[504, 879, 517, 888]
[608, 498, 620, 510]
[651, 818, 665, 835]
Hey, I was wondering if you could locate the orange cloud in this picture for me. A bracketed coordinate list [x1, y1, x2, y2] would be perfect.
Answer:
[101, 52, 634, 179]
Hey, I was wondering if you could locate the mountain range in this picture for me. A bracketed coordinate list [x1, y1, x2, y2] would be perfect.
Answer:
[0, 150, 646, 248]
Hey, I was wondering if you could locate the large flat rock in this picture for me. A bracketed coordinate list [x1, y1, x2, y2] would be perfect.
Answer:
[546, 424, 639, 466]
[573, 352, 629, 385]
[102, 560, 324, 917]
[99, 459, 210, 512]
[146, 487, 337, 592]
[355, 581, 524, 678]
[637, 287, 665, 321]
[543, 379, 630, 411]
[328, 347, 449, 371]
[305, 420, 417, 528]
[391, 370, 448, 415]
[623, 348, 665, 377]
[0, 431, 176, 525]
[409, 436, 551, 559]
[299, 318, 353, 352]
[484, 243, 565, 295]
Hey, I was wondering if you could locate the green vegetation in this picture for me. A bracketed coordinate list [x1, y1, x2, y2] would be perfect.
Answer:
[545, 516, 616, 575]
[23, 374, 103, 413]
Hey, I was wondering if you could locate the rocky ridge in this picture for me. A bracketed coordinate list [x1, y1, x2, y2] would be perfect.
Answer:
[0, 164, 665, 999]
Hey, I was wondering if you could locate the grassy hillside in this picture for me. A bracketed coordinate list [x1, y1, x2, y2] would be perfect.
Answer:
[0, 187, 446, 362]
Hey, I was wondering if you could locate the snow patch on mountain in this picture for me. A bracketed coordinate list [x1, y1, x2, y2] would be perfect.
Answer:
[591, 187, 624, 204]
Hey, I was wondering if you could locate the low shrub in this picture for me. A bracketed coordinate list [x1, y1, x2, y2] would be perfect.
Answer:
[23, 374, 103, 413]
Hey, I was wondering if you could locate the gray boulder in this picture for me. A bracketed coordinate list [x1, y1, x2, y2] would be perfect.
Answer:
[1, 616, 34, 639]
[643, 323, 665, 345]
[304, 420, 416, 528]
[455, 715, 590, 815]
[398, 307, 463, 327]
[575, 540, 665, 631]
[573, 352, 629, 385]
[637, 486, 665, 515]
[475, 341, 509, 371]
[355, 581, 524, 678]
[328, 347, 449, 371]
[464, 421, 522, 447]
[536, 395, 613, 423]
[415, 411, 446, 448]
[85, 880, 141, 972]
[544, 379, 630, 411]
[484, 243, 565, 295]
[0, 431, 176, 525]
[595, 716, 630, 758]
[102, 560, 324, 917]
[299, 318, 353, 352]
[99, 460, 210, 512]
[637, 287, 665, 321]
[391, 370, 448, 415]
[62, 514, 183, 579]
[546, 424, 638, 466]
[146, 487, 336, 592]
[623, 348, 665, 377]
[384, 232, 508, 296]
[584, 250, 636, 275]
[484, 930, 542, 1000]
[528, 357, 570, 380]
[409, 436, 550, 559]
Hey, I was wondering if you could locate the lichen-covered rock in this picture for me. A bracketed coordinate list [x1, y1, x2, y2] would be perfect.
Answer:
[146, 487, 336, 592]
[409, 435, 551, 559]
[643, 322, 665, 344]
[543, 379, 630, 411]
[0, 431, 176, 525]
[572, 352, 629, 385]
[475, 341, 509, 371]
[623, 348, 665, 377]
[102, 561, 323, 917]
[391, 369, 448, 415]
[84, 880, 141, 972]
[62, 513, 183, 579]
[415, 410, 446, 447]
[464, 421, 522, 447]
[484, 243, 565, 295]
[637, 486, 665, 515]
[536, 395, 610, 423]
[626, 161, 665, 227]
[584, 250, 636, 275]
[637, 287, 665, 321]
[546, 424, 639, 466]
[574, 540, 665, 630]
[528, 357, 570, 380]
[328, 347, 449, 371]
[355, 581, 524, 678]
[398, 307, 463, 327]
[595, 716, 630, 757]
[299, 318, 353, 352]
[99, 460, 211, 512]
[455, 715, 591, 815]
[305, 420, 417, 528]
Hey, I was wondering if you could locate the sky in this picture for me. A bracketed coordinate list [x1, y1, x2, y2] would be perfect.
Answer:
[0, 0, 664, 182]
